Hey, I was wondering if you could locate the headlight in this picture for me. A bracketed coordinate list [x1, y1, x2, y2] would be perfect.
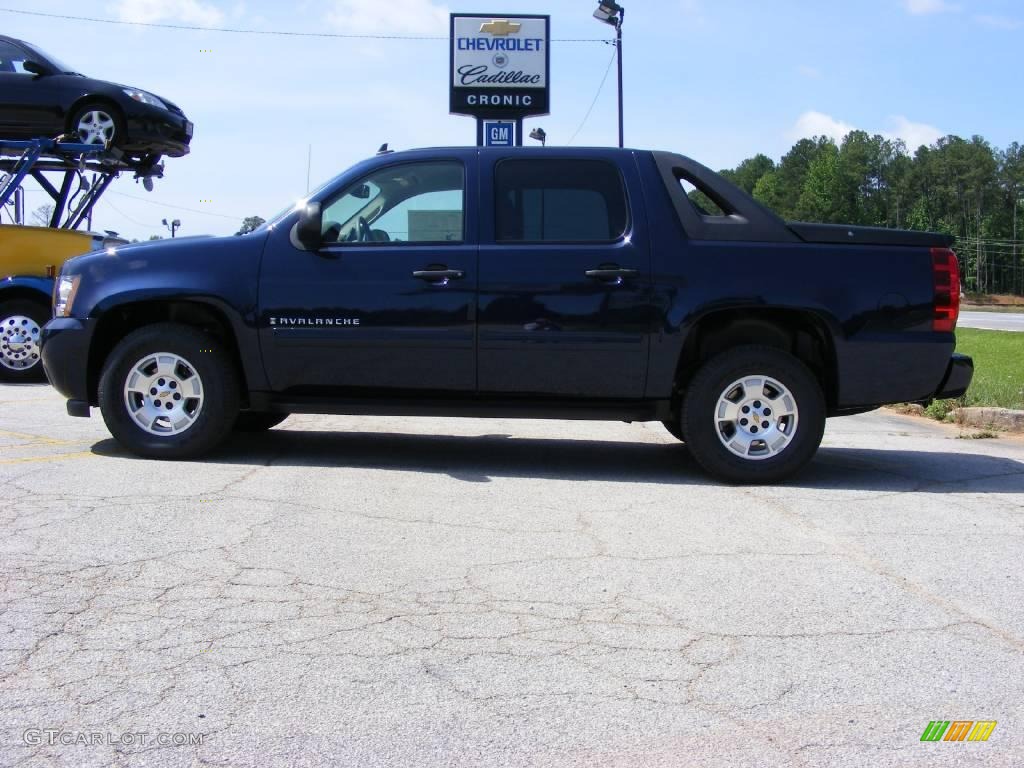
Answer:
[122, 88, 168, 110]
[54, 275, 80, 317]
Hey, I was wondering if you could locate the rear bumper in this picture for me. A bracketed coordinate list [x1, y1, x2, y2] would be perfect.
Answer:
[40, 317, 95, 412]
[934, 353, 973, 400]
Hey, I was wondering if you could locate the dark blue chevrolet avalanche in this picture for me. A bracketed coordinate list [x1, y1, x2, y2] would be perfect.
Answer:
[40, 147, 972, 483]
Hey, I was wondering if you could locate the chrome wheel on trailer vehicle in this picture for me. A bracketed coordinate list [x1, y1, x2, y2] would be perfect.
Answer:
[0, 300, 50, 382]
[123, 352, 205, 435]
[0, 314, 42, 373]
[714, 375, 799, 460]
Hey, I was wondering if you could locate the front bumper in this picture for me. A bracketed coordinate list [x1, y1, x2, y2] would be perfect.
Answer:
[124, 106, 192, 158]
[40, 317, 96, 414]
[934, 353, 974, 400]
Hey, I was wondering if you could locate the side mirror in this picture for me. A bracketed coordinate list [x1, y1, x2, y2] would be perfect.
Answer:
[23, 61, 53, 76]
[294, 202, 322, 250]
[352, 184, 371, 200]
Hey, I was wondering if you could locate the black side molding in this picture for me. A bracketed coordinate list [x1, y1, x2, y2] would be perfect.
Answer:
[788, 222, 955, 248]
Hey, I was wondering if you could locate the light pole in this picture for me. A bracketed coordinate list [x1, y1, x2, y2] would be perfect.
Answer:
[1015, 193, 1024, 294]
[162, 218, 181, 238]
[592, 1, 625, 148]
[529, 128, 547, 147]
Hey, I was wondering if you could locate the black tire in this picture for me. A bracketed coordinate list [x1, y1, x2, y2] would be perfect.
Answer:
[661, 419, 685, 442]
[234, 412, 289, 432]
[0, 299, 49, 383]
[682, 345, 825, 484]
[69, 102, 125, 149]
[98, 323, 239, 459]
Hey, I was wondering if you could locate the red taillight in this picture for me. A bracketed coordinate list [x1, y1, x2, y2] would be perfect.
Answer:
[932, 247, 960, 333]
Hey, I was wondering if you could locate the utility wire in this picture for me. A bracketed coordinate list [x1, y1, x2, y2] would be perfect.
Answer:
[566, 45, 617, 146]
[109, 190, 242, 221]
[0, 8, 607, 42]
[101, 196, 155, 228]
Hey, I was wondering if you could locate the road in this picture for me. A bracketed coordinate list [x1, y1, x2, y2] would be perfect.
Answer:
[2, 384, 1023, 767]
[959, 310, 1024, 332]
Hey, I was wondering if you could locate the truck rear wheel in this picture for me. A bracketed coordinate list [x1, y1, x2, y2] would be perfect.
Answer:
[682, 345, 825, 484]
[0, 299, 49, 383]
[98, 323, 239, 459]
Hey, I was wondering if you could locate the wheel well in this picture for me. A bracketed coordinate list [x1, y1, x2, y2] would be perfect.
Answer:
[0, 287, 52, 311]
[672, 309, 838, 410]
[65, 96, 122, 131]
[87, 301, 248, 406]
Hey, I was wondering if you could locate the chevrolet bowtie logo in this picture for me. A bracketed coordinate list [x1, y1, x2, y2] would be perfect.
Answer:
[480, 19, 522, 36]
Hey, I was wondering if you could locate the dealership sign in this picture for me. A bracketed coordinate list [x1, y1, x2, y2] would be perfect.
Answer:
[450, 14, 550, 119]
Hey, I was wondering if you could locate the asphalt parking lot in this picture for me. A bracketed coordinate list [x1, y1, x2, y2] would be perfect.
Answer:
[2, 383, 1023, 767]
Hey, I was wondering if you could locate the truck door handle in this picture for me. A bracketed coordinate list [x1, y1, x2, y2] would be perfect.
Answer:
[585, 265, 638, 284]
[413, 267, 464, 285]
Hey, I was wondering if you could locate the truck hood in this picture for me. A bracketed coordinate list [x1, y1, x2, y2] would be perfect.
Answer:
[62, 231, 266, 282]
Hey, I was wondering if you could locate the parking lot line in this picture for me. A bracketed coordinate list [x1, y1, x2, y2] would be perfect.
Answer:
[0, 450, 96, 465]
[0, 428, 81, 446]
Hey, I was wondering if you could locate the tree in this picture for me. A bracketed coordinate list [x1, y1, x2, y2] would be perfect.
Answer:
[721, 154, 775, 195]
[31, 204, 54, 227]
[236, 216, 266, 235]
[795, 141, 842, 222]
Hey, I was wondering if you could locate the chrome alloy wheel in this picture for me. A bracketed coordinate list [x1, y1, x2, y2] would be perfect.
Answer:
[0, 314, 41, 371]
[123, 353, 204, 435]
[714, 375, 799, 461]
[76, 110, 116, 146]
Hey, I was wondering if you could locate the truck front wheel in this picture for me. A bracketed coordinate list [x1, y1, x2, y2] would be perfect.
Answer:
[682, 346, 825, 484]
[98, 323, 239, 459]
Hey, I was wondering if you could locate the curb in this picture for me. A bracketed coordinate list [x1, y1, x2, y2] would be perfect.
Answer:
[954, 407, 1024, 432]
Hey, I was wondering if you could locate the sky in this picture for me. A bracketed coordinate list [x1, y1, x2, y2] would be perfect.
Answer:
[2, 0, 1021, 241]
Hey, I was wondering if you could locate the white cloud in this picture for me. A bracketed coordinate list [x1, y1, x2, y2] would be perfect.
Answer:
[903, 0, 959, 15]
[789, 112, 944, 150]
[325, 0, 449, 36]
[975, 14, 1022, 29]
[884, 116, 944, 149]
[111, 0, 225, 26]
[790, 111, 854, 142]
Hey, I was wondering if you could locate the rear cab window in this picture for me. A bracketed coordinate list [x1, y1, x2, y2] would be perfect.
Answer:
[494, 159, 629, 243]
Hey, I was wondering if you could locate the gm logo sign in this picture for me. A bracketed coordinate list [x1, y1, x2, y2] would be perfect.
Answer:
[484, 121, 514, 147]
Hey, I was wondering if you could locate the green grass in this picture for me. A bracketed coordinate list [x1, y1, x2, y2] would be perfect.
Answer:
[952, 328, 1024, 410]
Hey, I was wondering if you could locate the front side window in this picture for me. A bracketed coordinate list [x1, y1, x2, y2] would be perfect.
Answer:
[495, 159, 629, 243]
[321, 161, 464, 245]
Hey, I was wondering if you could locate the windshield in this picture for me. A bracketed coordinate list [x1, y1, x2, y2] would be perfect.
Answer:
[252, 172, 349, 233]
[23, 42, 79, 75]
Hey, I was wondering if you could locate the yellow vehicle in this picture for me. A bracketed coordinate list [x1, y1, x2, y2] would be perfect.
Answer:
[0, 224, 122, 381]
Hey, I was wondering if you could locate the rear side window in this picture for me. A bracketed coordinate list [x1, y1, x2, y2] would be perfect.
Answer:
[0, 41, 29, 74]
[675, 169, 734, 219]
[495, 159, 628, 243]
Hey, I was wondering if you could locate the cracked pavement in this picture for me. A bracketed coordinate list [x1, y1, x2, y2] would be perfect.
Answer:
[1, 383, 1023, 767]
